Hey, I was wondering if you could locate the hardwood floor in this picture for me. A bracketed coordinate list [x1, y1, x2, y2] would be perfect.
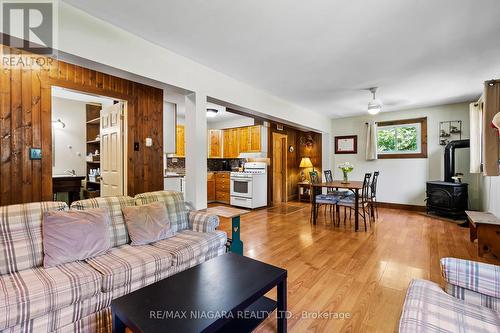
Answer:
[215, 202, 497, 333]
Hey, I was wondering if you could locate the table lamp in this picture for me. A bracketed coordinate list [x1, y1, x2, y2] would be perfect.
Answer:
[299, 157, 314, 182]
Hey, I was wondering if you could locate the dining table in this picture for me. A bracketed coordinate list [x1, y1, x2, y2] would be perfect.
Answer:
[310, 180, 365, 231]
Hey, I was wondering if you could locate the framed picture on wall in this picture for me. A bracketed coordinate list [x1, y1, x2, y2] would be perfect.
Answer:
[335, 135, 357, 154]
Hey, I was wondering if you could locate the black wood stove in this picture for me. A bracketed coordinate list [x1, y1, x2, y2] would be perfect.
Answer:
[426, 140, 469, 218]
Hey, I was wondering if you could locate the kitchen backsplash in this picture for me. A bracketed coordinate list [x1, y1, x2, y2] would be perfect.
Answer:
[166, 157, 244, 172]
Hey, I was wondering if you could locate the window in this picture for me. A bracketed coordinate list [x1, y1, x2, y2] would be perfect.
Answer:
[376, 117, 427, 158]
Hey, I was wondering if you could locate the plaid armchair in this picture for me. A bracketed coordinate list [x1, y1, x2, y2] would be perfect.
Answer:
[399, 258, 500, 332]
[441, 257, 499, 311]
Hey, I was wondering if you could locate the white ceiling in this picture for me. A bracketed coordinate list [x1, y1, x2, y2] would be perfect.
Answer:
[64, 0, 500, 118]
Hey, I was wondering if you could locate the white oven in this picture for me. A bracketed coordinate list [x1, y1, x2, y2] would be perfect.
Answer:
[230, 162, 267, 209]
[230, 174, 253, 198]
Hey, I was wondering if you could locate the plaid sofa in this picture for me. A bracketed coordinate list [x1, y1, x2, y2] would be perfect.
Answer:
[0, 191, 226, 333]
[399, 258, 500, 332]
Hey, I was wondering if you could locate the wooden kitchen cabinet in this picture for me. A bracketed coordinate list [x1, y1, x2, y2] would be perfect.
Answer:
[207, 172, 216, 201]
[236, 125, 261, 154]
[215, 172, 230, 204]
[175, 125, 185, 157]
[223, 128, 239, 158]
[208, 129, 222, 158]
[249, 125, 261, 152]
[238, 127, 250, 153]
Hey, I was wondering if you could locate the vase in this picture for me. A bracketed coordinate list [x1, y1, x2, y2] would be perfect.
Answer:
[342, 170, 349, 184]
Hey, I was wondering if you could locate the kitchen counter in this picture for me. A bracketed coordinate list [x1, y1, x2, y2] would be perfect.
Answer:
[164, 171, 232, 178]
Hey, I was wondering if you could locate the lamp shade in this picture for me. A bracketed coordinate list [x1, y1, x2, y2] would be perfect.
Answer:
[299, 157, 313, 168]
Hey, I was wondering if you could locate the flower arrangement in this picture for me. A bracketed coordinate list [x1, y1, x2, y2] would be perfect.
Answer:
[338, 162, 354, 183]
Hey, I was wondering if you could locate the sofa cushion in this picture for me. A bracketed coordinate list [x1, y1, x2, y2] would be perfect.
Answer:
[43, 208, 111, 267]
[134, 191, 189, 232]
[122, 202, 174, 246]
[70, 196, 134, 247]
[85, 244, 173, 292]
[0, 201, 68, 275]
[55, 307, 112, 333]
[399, 279, 500, 333]
[4, 293, 111, 333]
[0, 261, 102, 330]
[151, 230, 227, 266]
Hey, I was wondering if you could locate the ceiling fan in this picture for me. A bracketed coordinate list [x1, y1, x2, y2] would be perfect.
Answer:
[367, 87, 382, 115]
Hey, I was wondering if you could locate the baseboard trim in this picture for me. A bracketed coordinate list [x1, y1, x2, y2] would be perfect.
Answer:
[376, 202, 426, 212]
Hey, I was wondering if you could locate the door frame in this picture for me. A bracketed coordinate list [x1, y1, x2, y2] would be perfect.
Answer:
[50, 86, 128, 196]
[272, 132, 288, 204]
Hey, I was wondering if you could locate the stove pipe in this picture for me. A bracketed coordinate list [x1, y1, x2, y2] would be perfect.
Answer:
[444, 139, 470, 182]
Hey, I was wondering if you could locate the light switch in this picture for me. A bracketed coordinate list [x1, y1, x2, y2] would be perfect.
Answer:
[145, 138, 153, 147]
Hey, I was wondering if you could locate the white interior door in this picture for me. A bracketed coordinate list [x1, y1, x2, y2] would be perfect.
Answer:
[100, 102, 124, 197]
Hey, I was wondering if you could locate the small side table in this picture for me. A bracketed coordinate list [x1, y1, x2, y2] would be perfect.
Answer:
[298, 182, 311, 202]
[205, 206, 250, 255]
[466, 210, 500, 259]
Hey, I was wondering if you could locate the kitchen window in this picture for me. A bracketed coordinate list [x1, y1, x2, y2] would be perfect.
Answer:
[377, 117, 428, 159]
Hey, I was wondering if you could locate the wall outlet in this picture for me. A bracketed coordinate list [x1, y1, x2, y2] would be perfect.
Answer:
[145, 138, 153, 147]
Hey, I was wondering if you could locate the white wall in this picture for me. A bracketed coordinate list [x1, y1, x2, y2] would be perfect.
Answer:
[52, 97, 87, 176]
[480, 177, 500, 217]
[330, 102, 480, 207]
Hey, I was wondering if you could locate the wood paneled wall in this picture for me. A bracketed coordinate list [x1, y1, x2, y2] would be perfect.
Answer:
[0, 45, 164, 205]
[268, 123, 322, 203]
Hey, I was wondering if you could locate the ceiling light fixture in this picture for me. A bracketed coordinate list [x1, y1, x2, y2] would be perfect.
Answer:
[206, 108, 218, 118]
[367, 87, 382, 115]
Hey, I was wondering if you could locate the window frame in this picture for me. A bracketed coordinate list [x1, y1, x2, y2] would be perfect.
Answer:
[376, 117, 428, 159]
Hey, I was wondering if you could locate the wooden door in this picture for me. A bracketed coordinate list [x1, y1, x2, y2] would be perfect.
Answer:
[249, 125, 261, 152]
[208, 130, 222, 158]
[272, 133, 287, 204]
[176, 125, 185, 157]
[238, 127, 250, 153]
[100, 103, 124, 197]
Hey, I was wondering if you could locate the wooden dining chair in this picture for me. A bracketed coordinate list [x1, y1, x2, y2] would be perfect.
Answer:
[309, 171, 339, 225]
[324, 170, 352, 197]
[346, 171, 380, 221]
[370, 171, 380, 220]
[336, 173, 373, 231]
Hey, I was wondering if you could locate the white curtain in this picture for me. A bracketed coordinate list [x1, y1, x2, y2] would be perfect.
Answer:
[366, 121, 378, 161]
[469, 102, 482, 173]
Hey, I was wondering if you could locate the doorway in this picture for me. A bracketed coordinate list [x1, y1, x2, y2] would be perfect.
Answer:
[51, 87, 126, 203]
[272, 132, 287, 204]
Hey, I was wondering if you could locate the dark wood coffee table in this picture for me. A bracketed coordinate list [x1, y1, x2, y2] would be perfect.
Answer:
[111, 253, 287, 333]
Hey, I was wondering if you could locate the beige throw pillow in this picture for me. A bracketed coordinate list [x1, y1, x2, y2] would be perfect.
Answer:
[122, 202, 174, 246]
[43, 208, 111, 267]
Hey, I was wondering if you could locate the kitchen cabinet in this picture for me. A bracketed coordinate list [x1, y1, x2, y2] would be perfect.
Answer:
[249, 125, 261, 152]
[215, 172, 230, 204]
[175, 125, 185, 157]
[238, 127, 250, 153]
[235, 125, 262, 154]
[208, 130, 222, 158]
[207, 172, 216, 201]
[223, 128, 239, 158]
